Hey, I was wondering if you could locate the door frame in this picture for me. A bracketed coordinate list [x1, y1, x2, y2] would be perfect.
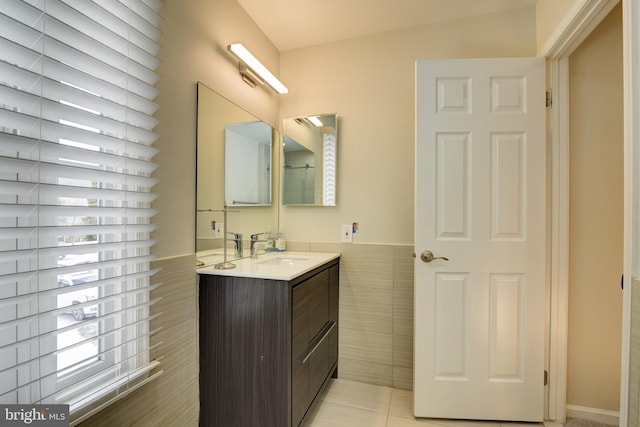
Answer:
[541, 0, 621, 423]
[620, 0, 637, 425]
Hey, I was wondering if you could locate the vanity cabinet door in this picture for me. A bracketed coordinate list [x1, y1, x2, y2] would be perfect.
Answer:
[199, 276, 289, 427]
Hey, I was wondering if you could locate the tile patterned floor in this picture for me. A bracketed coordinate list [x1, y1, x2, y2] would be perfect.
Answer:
[303, 379, 552, 427]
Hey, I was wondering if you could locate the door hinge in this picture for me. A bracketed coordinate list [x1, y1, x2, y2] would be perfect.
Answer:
[544, 370, 549, 386]
[546, 91, 552, 108]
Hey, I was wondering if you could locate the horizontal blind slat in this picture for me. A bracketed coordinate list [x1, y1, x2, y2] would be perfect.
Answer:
[0, 203, 158, 219]
[0, 262, 159, 297]
[0, 134, 158, 174]
[0, 158, 158, 190]
[0, 83, 159, 143]
[0, 112, 160, 156]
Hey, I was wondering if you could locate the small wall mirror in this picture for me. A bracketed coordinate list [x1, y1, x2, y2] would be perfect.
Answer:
[225, 121, 272, 206]
[282, 114, 337, 206]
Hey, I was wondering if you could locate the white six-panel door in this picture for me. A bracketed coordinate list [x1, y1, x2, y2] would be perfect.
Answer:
[414, 58, 546, 421]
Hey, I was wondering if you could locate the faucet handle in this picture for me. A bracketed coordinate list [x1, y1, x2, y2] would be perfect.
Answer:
[251, 232, 270, 241]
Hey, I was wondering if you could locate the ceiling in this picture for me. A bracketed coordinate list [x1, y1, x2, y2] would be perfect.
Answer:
[236, 0, 538, 52]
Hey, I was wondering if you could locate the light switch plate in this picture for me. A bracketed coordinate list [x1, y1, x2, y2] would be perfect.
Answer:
[341, 225, 353, 243]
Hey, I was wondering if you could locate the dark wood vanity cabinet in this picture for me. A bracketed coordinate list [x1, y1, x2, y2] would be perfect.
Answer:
[199, 257, 339, 427]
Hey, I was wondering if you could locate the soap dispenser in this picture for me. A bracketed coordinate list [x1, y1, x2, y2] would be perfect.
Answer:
[263, 233, 275, 252]
[276, 232, 286, 252]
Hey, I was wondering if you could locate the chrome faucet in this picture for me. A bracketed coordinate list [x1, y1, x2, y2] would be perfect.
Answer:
[251, 242, 266, 259]
[250, 232, 271, 256]
[226, 231, 243, 258]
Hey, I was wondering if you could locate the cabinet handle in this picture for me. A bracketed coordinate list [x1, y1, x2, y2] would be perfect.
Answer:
[302, 322, 336, 365]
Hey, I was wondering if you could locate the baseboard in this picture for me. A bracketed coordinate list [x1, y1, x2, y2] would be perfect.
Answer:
[566, 404, 620, 425]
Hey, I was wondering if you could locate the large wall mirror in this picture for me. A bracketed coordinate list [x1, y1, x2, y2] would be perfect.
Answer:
[196, 82, 279, 261]
[282, 114, 337, 206]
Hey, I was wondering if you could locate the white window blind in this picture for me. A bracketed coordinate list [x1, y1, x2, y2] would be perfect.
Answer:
[0, 0, 163, 423]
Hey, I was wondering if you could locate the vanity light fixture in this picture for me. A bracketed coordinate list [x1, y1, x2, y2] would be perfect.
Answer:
[227, 43, 288, 94]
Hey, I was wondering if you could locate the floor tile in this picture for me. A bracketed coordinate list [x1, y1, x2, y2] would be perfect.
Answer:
[389, 388, 414, 419]
[322, 378, 393, 414]
[303, 400, 388, 427]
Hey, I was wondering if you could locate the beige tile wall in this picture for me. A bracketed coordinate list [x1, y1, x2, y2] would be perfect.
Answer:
[79, 254, 199, 426]
[289, 242, 415, 390]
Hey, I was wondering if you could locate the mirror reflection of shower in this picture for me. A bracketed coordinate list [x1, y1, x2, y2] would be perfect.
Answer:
[282, 114, 337, 206]
[283, 136, 315, 205]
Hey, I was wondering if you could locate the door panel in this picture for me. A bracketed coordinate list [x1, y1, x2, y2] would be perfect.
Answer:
[489, 274, 524, 380]
[436, 132, 470, 238]
[414, 58, 545, 422]
[491, 133, 526, 239]
[434, 273, 469, 379]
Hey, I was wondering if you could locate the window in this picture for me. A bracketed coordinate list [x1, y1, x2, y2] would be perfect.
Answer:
[0, 0, 162, 423]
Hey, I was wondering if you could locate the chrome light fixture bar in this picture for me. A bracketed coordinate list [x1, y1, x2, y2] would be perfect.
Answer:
[227, 43, 288, 94]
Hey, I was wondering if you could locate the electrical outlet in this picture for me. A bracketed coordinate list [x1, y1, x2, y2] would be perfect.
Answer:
[215, 223, 224, 239]
[341, 225, 353, 243]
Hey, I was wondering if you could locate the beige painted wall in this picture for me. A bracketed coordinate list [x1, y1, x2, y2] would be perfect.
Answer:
[568, 4, 623, 412]
[279, 7, 536, 244]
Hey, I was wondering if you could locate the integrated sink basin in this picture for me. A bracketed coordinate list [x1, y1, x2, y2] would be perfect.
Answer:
[259, 257, 309, 266]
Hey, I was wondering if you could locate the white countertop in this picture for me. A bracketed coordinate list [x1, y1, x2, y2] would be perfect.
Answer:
[196, 248, 234, 267]
[196, 251, 340, 281]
